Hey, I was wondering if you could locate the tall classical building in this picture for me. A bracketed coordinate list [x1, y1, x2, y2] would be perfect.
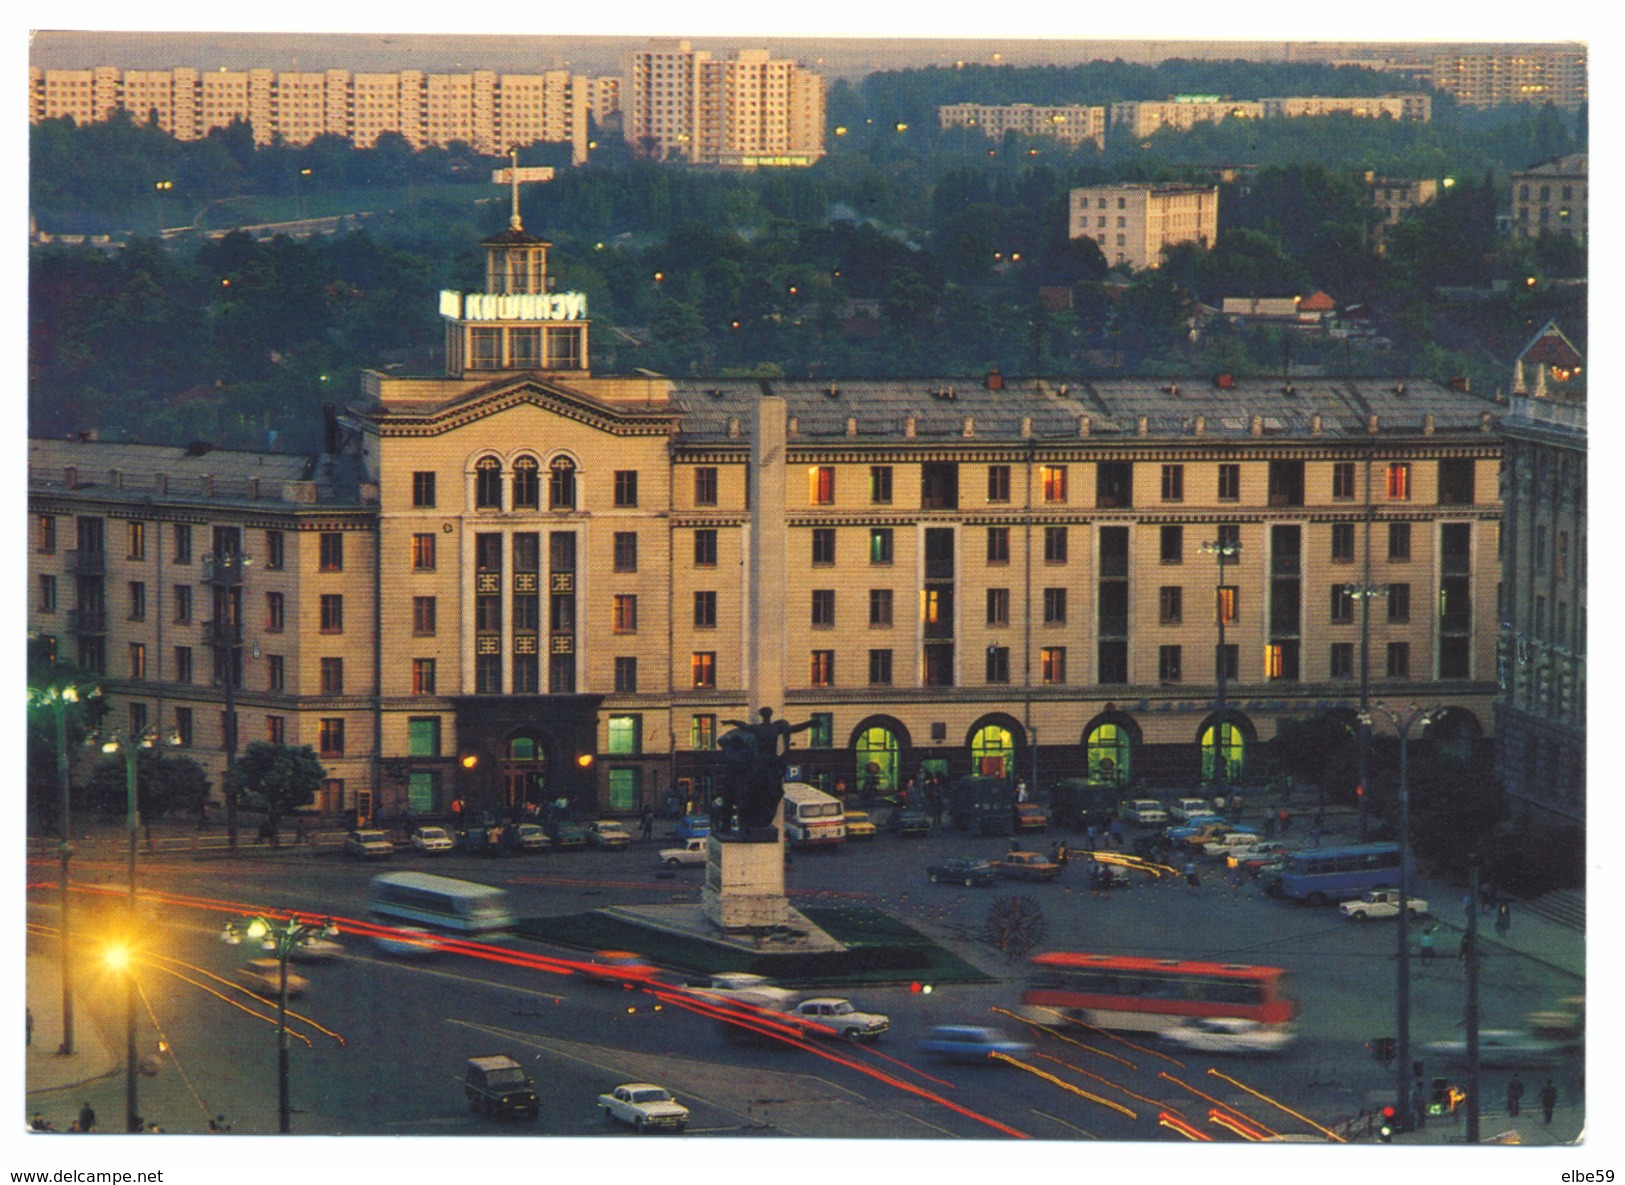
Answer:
[625, 41, 825, 166]
[1430, 47, 1588, 109]
[1067, 183, 1219, 270]
[1495, 323, 1584, 857]
[938, 103, 1107, 151]
[29, 215, 1506, 824]
[1510, 154, 1588, 243]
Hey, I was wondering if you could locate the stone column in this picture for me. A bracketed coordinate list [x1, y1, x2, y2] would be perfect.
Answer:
[747, 397, 788, 720]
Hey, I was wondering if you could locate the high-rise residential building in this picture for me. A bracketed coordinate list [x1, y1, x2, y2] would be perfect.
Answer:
[1067, 183, 1219, 270]
[937, 103, 1107, 150]
[1430, 47, 1587, 109]
[1510, 154, 1587, 243]
[626, 41, 824, 166]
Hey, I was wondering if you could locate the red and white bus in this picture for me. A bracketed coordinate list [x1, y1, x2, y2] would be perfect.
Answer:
[1021, 952, 1296, 1031]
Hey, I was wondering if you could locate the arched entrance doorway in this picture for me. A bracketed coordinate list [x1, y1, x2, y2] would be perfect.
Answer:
[501, 733, 550, 809]
[854, 725, 900, 798]
[1085, 721, 1133, 787]
[1200, 719, 1246, 785]
[970, 723, 1016, 778]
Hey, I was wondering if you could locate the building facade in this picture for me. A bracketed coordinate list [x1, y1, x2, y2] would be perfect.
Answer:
[1108, 99, 1264, 140]
[1510, 154, 1587, 243]
[938, 103, 1107, 151]
[1430, 48, 1587, 109]
[1068, 183, 1219, 270]
[1366, 174, 1439, 252]
[1259, 94, 1431, 122]
[1495, 323, 1584, 856]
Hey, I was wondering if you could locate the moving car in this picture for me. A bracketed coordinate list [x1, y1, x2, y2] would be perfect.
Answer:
[598, 1083, 689, 1133]
[993, 851, 1061, 882]
[586, 820, 633, 849]
[234, 958, 309, 998]
[1014, 802, 1050, 831]
[409, 825, 454, 854]
[1422, 1030, 1576, 1068]
[343, 829, 393, 859]
[583, 949, 660, 986]
[659, 837, 709, 867]
[464, 1054, 539, 1121]
[926, 857, 1000, 887]
[1158, 1017, 1297, 1057]
[684, 972, 799, 1010]
[786, 998, 889, 1041]
[843, 810, 877, 840]
[918, 1025, 1031, 1063]
[287, 933, 344, 962]
[1119, 799, 1168, 826]
[1169, 797, 1215, 823]
[1340, 889, 1429, 921]
[369, 926, 442, 958]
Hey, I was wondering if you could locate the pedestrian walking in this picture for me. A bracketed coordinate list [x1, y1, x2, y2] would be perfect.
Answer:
[1495, 901, 1512, 936]
[1458, 931, 1474, 964]
[1278, 807, 1291, 835]
[639, 804, 654, 841]
[1419, 925, 1435, 959]
[1506, 1074, 1524, 1117]
[1539, 1079, 1558, 1124]
[1085, 824, 1097, 851]
[77, 1102, 95, 1132]
[1056, 840, 1069, 866]
[1184, 859, 1199, 891]
[293, 816, 308, 845]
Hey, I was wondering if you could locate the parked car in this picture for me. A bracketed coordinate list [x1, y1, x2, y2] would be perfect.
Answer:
[1199, 829, 1263, 858]
[843, 810, 877, 840]
[1226, 840, 1292, 872]
[919, 1025, 1031, 1063]
[550, 820, 587, 849]
[675, 813, 711, 841]
[234, 958, 309, 998]
[786, 998, 889, 1041]
[1014, 802, 1050, 831]
[464, 1054, 539, 1121]
[583, 949, 660, 986]
[1340, 889, 1429, 921]
[343, 829, 393, 860]
[586, 820, 633, 849]
[1119, 799, 1168, 826]
[659, 837, 709, 867]
[993, 851, 1061, 882]
[1158, 1017, 1297, 1057]
[409, 825, 454, 854]
[1169, 797, 1214, 823]
[1165, 815, 1226, 842]
[598, 1083, 689, 1133]
[505, 822, 550, 853]
[888, 805, 931, 836]
[926, 857, 1000, 887]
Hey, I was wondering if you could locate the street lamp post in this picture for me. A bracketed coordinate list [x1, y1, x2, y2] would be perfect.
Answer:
[1348, 582, 1389, 842]
[205, 549, 252, 852]
[1200, 536, 1242, 793]
[222, 915, 337, 1133]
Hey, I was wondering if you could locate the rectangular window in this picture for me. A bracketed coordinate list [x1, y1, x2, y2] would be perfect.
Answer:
[811, 589, 835, 627]
[1161, 464, 1184, 502]
[613, 532, 638, 572]
[869, 528, 894, 565]
[1217, 585, 1238, 624]
[411, 533, 436, 571]
[1389, 522, 1412, 562]
[1331, 461, 1356, 501]
[613, 470, 639, 507]
[1043, 587, 1067, 625]
[808, 713, 833, 748]
[38, 515, 56, 553]
[986, 526, 1010, 564]
[172, 706, 192, 747]
[1331, 523, 1355, 563]
[1438, 458, 1475, 505]
[613, 656, 639, 693]
[692, 652, 716, 689]
[320, 593, 344, 633]
[128, 581, 146, 621]
[811, 528, 836, 565]
[412, 658, 437, 695]
[694, 467, 718, 505]
[987, 465, 1011, 503]
[809, 465, 835, 505]
[265, 592, 285, 632]
[1330, 584, 1354, 623]
[1161, 524, 1183, 564]
[128, 642, 146, 680]
[266, 714, 288, 746]
[127, 521, 146, 560]
[1044, 526, 1068, 563]
[172, 584, 191, 624]
[173, 524, 192, 563]
[693, 590, 717, 628]
[319, 717, 345, 757]
[407, 717, 442, 757]
[1218, 463, 1241, 502]
[612, 594, 638, 634]
[1160, 585, 1183, 624]
[320, 657, 344, 695]
[319, 532, 343, 572]
[987, 587, 1010, 626]
[412, 471, 437, 508]
[1041, 465, 1068, 503]
[1041, 646, 1067, 684]
[1386, 642, 1410, 678]
[694, 528, 718, 567]
[130, 703, 148, 735]
[38, 574, 56, 613]
[265, 530, 285, 570]
[1386, 462, 1411, 500]
[985, 645, 1010, 683]
[1557, 531, 1569, 580]
[870, 466, 893, 504]
[691, 714, 717, 750]
[608, 714, 642, 755]
[1159, 645, 1182, 683]
[267, 654, 285, 692]
[413, 596, 437, 636]
[1330, 642, 1354, 678]
[868, 649, 893, 685]
[810, 650, 835, 687]
[869, 588, 893, 627]
[1387, 583, 1410, 622]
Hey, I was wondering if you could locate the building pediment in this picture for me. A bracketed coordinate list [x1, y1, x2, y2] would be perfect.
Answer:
[364, 376, 677, 439]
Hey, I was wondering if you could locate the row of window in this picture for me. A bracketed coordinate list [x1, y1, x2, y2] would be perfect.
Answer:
[107, 700, 353, 762]
[434, 460, 640, 512]
[35, 518, 307, 570]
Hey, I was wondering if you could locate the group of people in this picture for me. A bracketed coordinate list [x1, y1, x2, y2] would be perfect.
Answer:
[1505, 1074, 1562, 1124]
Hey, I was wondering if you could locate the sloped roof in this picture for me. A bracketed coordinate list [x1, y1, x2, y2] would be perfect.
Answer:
[1517, 320, 1583, 370]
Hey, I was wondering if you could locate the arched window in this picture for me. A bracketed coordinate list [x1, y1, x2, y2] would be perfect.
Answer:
[971, 724, 1013, 778]
[1086, 723, 1130, 786]
[501, 733, 549, 808]
[549, 457, 576, 510]
[475, 456, 502, 509]
[1201, 722, 1244, 785]
[512, 456, 540, 509]
[854, 727, 899, 796]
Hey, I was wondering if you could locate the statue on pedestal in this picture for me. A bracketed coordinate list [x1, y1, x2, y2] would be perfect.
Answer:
[715, 708, 813, 836]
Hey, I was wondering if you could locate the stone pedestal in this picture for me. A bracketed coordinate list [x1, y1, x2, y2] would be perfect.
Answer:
[701, 819, 789, 932]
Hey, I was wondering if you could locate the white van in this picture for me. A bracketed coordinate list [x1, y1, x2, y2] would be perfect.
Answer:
[780, 783, 846, 848]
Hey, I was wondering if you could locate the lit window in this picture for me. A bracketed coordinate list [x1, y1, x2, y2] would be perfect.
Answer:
[809, 466, 835, 505]
[1386, 463, 1411, 500]
[1040, 465, 1068, 503]
[691, 652, 715, 689]
[1041, 647, 1067, 684]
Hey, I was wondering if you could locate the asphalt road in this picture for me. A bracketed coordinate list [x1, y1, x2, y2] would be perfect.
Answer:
[36, 823, 1582, 1144]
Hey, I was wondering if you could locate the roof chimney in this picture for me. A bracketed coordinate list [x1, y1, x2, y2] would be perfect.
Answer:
[985, 369, 1003, 391]
[904, 415, 917, 438]
[962, 416, 975, 438]
[846, 416, 858, 437]
[1078, 416, 1091, 438]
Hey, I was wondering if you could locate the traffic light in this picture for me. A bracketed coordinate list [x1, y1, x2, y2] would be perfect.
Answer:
[1369, 1035, 1396, 1064]
[1379, 1105, 1396, 1142]
[909, 981, 933, 995]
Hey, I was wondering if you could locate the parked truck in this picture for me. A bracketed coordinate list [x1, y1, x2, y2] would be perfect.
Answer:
[1050, 778, 1120, 830]
[949, 776, 1016, 836]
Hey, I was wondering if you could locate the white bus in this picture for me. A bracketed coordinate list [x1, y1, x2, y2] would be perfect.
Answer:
[368, 871, 514, 933]
[781, 783, 846, 848]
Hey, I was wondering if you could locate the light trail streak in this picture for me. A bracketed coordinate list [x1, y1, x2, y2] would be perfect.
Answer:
[1208, 1107, 1275, 1141]
[991, 1006, 1138, 1068]
[989, 1052, 1138, 1119]
[1159, 1110, 1213, 1140]
[146, 951, 348, 1045]
[1033, 1051, 1182, 1113]
[1205, 1068, 1345, 1142]
[1157, 1069, 1278, 1138]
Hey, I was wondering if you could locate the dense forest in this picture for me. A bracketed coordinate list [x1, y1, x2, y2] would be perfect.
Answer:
[28, 59, 1586, 454]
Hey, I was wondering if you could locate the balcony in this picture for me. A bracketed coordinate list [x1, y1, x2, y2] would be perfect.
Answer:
[68, 607, 106, 634]
[1441, 553, 1471, 577]
[1271, 554, 1301, 576]
[202, 619, 241, 647]
[1099, 555, 1128, 578]
[65, 549, 105, 576]
[201, 553, 249, 587]
[1098, 612, 1128, 638]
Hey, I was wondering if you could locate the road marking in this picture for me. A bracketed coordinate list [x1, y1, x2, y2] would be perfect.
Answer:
[1030, 1108, 1098, 1139]
[348, 954, 566, 1002]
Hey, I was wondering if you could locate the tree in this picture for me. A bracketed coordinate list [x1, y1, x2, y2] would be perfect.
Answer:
[225, 742, 325, 832]
[88, 751, 210, 822]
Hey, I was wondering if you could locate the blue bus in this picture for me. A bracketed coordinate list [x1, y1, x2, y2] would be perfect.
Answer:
[1270, 842, 1404, 905]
